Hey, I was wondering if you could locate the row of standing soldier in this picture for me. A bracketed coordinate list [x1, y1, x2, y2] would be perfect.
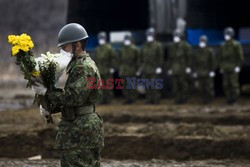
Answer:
[93, 27, 244, 105]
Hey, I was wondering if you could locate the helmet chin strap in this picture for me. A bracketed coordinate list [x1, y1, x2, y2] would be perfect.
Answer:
[72, 42, 77, 58]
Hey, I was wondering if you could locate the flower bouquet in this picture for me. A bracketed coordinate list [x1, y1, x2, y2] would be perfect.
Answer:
[8, 34, 71, 124]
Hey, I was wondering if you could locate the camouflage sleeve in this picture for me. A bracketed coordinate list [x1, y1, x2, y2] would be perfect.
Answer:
[46, 64, 94, 107]
[110, 47, 116, 69]
[237, 43, 244, 67]
[166, 45, 172, 69]
[186, 44, 193, 68]
[219, 45, 224, 67]
[158, 43, 164, 67]
[136, 47, 140, 71]
[210, 48, 217, 71]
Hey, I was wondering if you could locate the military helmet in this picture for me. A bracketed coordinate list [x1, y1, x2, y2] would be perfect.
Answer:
[173, 29, 183, 37]
[200, 35, 208, 42]
[98, 31, 107, 40]
[146, 27, 155, 36]
[224, 27, 235, 37]
[58, 23, 88, 47]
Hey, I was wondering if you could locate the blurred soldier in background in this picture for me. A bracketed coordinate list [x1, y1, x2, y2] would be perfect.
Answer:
[193, 35, 216, 104]
[94, 32, 116, 104]
[220, 27, 244, 104]
[119, 33, 140, 104]
[141, 27, 164, 104]
[167, 29, 192, 104]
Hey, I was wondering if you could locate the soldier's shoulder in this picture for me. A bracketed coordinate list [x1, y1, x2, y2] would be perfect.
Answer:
[75, 55, 98, 73]
[233, 40, 241, 46]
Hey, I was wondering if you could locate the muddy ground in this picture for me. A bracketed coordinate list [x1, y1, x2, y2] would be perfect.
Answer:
[1, 87, 250, 166]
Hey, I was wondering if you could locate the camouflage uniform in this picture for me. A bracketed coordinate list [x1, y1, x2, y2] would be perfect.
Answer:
[141, 40, 164, 104]
[46, 52, 104, 167]
[193, 46, 216, 102]
[167, 41, 192, 103]
[94, 43, 116, 104]
[119, 44, 140, 102]
[220, 39, 244, 103]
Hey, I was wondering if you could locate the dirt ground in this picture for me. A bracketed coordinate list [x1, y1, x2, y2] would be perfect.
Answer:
[1, 87, 250, 166]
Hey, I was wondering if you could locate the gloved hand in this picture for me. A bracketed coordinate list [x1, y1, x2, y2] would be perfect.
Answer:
[136, 71, 141, 76]
[168, 70, 173, 75]
[155, 67, 162, 74]
[32, 82, 47, 95]
[39, 105, 50, 116]
[186, 67, 191, 74]
[110, 68, 115, 74]
[192, 72, 197, 78]
[234, 66, 240, 73]
[209, 71, 215, 78]
[220, 69, 223, 74]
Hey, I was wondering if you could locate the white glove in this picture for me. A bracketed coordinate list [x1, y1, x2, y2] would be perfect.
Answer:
[110, 68, 115, 74]
[136, 71, 141, 76]
[32, 82, 47, 95]
[234, 66, 240, 73]
[209, 71, 215, 78]
[39, 105, 50, 116]
[155, 67, 162, 74]
[193, 72, 198, 78]
[186, 67, 191, 74]
[168, 70, 173, 75]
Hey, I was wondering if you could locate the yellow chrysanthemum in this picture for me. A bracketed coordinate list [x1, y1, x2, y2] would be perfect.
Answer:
[12, 45, 20, 56]
[32, 70, 41, 77]
[8, 33, 34, 54]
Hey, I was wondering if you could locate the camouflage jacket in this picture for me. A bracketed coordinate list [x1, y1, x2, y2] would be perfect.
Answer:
[46, 52, 104, 150]
[167, 41, 192, 76]
[220, 39, 244, 73]
[141, 41, 164, 75]
[94, 43, 116, 75]
[193, 47, 216, 77]
[119, 44, 140, 76]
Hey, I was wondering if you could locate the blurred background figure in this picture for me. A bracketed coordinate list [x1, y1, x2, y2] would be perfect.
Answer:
[219, 27, 244, 105]
[167, 29, 192, 104]
[119, 33, 140, 104]
[141, 27, 164, 104]
[193, 35, 216, 104]
[94, 31, 116, 104]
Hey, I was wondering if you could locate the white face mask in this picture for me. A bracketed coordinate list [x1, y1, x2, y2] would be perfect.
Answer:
[199, 42, 206, 48]
[174, 36, 181, 43]
[60, 49, 73, 58]
[124, 40, 131, 46]
[147, 36, 154, 42]
[99, 39, 106, 45]
[225, 35, 231, 41]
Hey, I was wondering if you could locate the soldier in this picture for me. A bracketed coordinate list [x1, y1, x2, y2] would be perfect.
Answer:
[119, 33, 140, 104]
[94, 31, 116, 104]
[141, 27, 164, 104]
[32, 23, 104, 166]
[193, 35, 216, 103]
[167, 29, 192, 104]
[220, 27, 244, 104]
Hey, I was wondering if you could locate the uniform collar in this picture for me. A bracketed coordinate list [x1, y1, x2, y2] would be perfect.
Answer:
[66, 51, 88, 74]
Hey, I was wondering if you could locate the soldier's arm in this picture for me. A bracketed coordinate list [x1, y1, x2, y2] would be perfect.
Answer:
[237, 43, 244, 67]
[166, 45, 172, 69]
[46, 65, 95, 107]
[158, 43, 164, 67]
[110, 46, 117, 69]
[186, 44, 193, 68]
[210, 48, 217, 71]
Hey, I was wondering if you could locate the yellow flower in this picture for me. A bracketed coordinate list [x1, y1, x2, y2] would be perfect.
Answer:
[32, 70, 41, 77]
[12, 45, 20, 56]
[20, 45, 30, 52]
